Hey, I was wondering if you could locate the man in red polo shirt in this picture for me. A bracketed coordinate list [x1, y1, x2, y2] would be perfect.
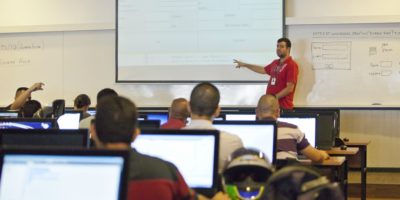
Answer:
[234, 38, 298, 110]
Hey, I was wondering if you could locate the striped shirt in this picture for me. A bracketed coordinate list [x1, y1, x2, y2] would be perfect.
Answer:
[276, 121, 310, 160]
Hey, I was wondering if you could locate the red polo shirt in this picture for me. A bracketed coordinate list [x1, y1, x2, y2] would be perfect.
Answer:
[264, 56, 298, 110]
[160, 118, 186, 129]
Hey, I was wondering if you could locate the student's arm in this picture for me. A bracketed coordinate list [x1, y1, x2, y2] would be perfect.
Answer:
[275, 82, 295, 99]
[10, 82, 44, 110]
[300, 145, 329, 163]
[233, 59, 266, 74]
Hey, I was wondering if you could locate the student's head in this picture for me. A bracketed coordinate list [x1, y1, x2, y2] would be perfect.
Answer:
[276, 37, 291, 58]
[256, 94, 280, 120]
[169, 98, 190, 121]
[222, 148, 273, 200]
[93, 96, 139, 148]
[189, 82, 220, 119]
[74, 94, 91, 111]
[15, 87, 29, 100]
[21, 100, 42, 118]
[96, 88, 118, 102]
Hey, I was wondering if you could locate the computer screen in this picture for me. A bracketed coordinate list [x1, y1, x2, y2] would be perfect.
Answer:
[138, 120, 160, 130]
[57, 111, 82, 129]
[132, 130, 219, 191]
[0, 111, 19, 118]
[278, 114, 318, 147]
[87, 110, 96, 116]
[224, 113, 256, 121]
[0, 129, 90, 148]
[0, 118, 54, 129]
[0, 149, 128, 200]
[213, 121, 277, 163]
[145, 113, 169, 124]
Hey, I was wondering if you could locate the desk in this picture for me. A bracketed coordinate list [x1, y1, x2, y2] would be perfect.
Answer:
[326, 147, 359, 200]
[344, 140, 370, 200]
[299, 156, 348, 199]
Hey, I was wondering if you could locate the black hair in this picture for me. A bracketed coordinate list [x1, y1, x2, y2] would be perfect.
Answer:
[190, 82, 220, 117]
[277, 37, 291, 48]
[95, 96, 138, 144]
[74, 94, 91, 109]
[97, 88, 118, 102]
[21, 100, 42, 118]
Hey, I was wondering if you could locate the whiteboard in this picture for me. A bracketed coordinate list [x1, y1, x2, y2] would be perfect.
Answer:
[289, 23, 400, 106]
[0, 0, 114, 33]
[0, 30, 266, 107]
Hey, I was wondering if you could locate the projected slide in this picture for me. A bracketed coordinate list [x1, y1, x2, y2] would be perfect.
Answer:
[117, 0, 283, 82]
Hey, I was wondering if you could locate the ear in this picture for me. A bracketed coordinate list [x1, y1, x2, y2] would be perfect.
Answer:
[187, 103, 192, 114]
[255, 108, 261, 120]
[132, 128, 140, 142]
[213, 106, 221, 118]
[275, 107, 281, 118]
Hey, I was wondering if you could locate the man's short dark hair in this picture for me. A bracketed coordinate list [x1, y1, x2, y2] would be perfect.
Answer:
[190, 82, 220, 117]
[74, 94, 91, 109]
[21, 100, 42, 118]
[97, 88, 118, 102]
[95, 96, 138, 144]
[277, 38, 291, 48]
[16, 87, 28, 94]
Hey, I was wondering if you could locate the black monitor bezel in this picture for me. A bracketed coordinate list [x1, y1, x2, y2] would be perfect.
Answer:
[138, 119, 161, 130]
[0, 129, 90, 148]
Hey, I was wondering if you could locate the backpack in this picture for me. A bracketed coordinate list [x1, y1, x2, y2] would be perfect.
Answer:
[266, 165, 344, 200]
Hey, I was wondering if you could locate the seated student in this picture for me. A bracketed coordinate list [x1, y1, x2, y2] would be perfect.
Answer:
[184, 82, 244, 173]
[161, 98, 190, 129]
[7, 82, 44, 110]
[79, 88, 118, 129]
[256, 94, 329, 163]
[91, 95, 229, 200]
[73, 94, 92, 120]
[21, 100, 42, 118]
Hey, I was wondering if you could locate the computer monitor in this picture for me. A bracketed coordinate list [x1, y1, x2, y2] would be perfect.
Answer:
[0, 129, 90, 148]
[279, 113, 318, 148]
[0, 148, 128, 200]
[144, 112, 169, 124]
[57, 111, 82, 129]
[87, 109, 96, 116]
[224, 113, 256, 121]
[289, 108, 340, 138]
[138, 120, 160, 130]
[0, 111, 19, 118]
[132, 129, 219, 195]
[213, 121, 277, 164]
[287, 110, 337, 150]
[0, 118, 55, 129]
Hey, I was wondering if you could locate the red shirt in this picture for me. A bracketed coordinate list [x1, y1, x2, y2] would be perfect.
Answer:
[160, 118, 186, 129]
[264, 56, 298, 110]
